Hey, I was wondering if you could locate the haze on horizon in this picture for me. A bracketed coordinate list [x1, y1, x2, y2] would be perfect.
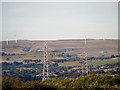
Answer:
[2, 2, 118, 41]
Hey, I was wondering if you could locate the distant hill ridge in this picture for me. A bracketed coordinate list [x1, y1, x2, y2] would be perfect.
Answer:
[1, 39, 118, 57]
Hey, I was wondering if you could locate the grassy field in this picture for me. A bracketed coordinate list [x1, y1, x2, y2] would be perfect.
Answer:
[58, 58, 118, 67]
[2, 39, 118, 57]
[2, 53, 60, 62]
[1, 39, 119, 69]
[2, 54, 43, 61]
[2, 52, 119, 68]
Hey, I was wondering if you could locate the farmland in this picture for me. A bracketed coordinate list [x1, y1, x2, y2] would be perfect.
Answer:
[58, 58, 118, 67]
[1, 39, 120, 82]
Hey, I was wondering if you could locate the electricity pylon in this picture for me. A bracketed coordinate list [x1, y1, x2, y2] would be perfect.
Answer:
[82, 36, 88, 76]
[36, 41, 57, 80]
[42, 41, 49, 81]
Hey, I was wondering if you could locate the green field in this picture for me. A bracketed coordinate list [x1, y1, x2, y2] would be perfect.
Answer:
[2, 53, 59, 62]
[58, 58, 118, 67]
[2, 54, 43, 61]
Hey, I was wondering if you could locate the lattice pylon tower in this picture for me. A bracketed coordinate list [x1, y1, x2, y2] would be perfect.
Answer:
[42, 41, 49, 81]
[82, 37, 88, 76]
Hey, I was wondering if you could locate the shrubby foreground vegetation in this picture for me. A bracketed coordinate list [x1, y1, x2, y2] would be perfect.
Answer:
[2, 74, 120, 90]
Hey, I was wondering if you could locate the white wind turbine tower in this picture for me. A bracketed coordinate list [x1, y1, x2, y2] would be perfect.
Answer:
[6, 36, 9, 45]
[14, 34, 18, 43]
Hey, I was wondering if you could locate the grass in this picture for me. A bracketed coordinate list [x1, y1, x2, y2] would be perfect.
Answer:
[3, 53, 118, 68]
[58, 58, 118, 67]
[2, 53, 60, 62]
[58, 61, 81, 67]
[87, 58, 118, 67]
[2, 53, 44, 62]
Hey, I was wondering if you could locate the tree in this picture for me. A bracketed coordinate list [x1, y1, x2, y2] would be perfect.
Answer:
[6, 58, 9, 61]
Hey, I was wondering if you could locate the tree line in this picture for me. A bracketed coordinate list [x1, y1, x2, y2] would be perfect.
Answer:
[2, 74, 120, 90]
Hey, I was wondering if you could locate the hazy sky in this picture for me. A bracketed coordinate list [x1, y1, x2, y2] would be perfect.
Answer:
[2, 2, 118, 40]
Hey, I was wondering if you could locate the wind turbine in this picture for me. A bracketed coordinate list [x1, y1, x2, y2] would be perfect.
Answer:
[6, 36, 9, 45]
[14, 34, 18, 43]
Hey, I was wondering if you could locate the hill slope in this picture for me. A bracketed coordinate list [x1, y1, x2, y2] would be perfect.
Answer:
[1, 39, 118, 57]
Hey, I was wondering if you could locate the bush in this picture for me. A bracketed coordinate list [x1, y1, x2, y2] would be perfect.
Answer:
[2, 74, 120, 89]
